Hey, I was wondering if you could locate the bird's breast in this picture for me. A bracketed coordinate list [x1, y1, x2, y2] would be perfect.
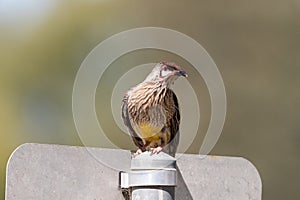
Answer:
[137, 122, 161, 141]
[127, 83, 174, 144]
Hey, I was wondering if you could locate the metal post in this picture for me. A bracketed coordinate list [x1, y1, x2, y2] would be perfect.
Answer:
[132, 187, 174, 199]
[120, 151, 177, 200]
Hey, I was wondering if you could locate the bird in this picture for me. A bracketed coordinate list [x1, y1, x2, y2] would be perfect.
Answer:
[121, 61, 187, 157]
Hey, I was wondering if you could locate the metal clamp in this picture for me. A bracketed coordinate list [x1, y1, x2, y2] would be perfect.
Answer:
[120, 169, 177, 188]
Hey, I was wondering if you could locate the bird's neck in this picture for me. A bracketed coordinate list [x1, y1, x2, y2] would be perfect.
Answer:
[129, 81, 168, 107]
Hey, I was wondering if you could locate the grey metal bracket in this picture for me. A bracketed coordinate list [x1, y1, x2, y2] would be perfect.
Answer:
[6, 144, 262, 200]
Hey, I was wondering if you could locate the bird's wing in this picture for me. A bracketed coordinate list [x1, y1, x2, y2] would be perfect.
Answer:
[121, 92, 144, 149]
[164, 89, 180, 156]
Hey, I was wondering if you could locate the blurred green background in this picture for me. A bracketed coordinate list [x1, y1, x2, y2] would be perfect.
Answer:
[1, 0, 300, 199]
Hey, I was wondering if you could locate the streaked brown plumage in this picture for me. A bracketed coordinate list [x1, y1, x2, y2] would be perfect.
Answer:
[121, 62, 187, 157]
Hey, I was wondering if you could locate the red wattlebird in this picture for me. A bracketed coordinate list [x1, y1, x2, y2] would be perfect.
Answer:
[121, 62, 187, 157]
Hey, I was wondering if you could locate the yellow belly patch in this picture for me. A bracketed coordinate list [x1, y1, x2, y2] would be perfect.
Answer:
[138, 122, 162, 142]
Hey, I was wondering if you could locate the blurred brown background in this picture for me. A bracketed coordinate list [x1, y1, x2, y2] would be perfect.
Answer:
[1, 0, 300, 199]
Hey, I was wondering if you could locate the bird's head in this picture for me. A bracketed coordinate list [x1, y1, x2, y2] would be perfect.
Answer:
[145, 61, 188, 87]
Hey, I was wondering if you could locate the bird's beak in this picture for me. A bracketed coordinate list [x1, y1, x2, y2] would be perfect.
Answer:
[177, 70, 188, 77]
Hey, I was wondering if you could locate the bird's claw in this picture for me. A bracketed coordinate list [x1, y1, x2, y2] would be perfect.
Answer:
[150, 146, 163, 155]
[132, 149, 143, 158]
